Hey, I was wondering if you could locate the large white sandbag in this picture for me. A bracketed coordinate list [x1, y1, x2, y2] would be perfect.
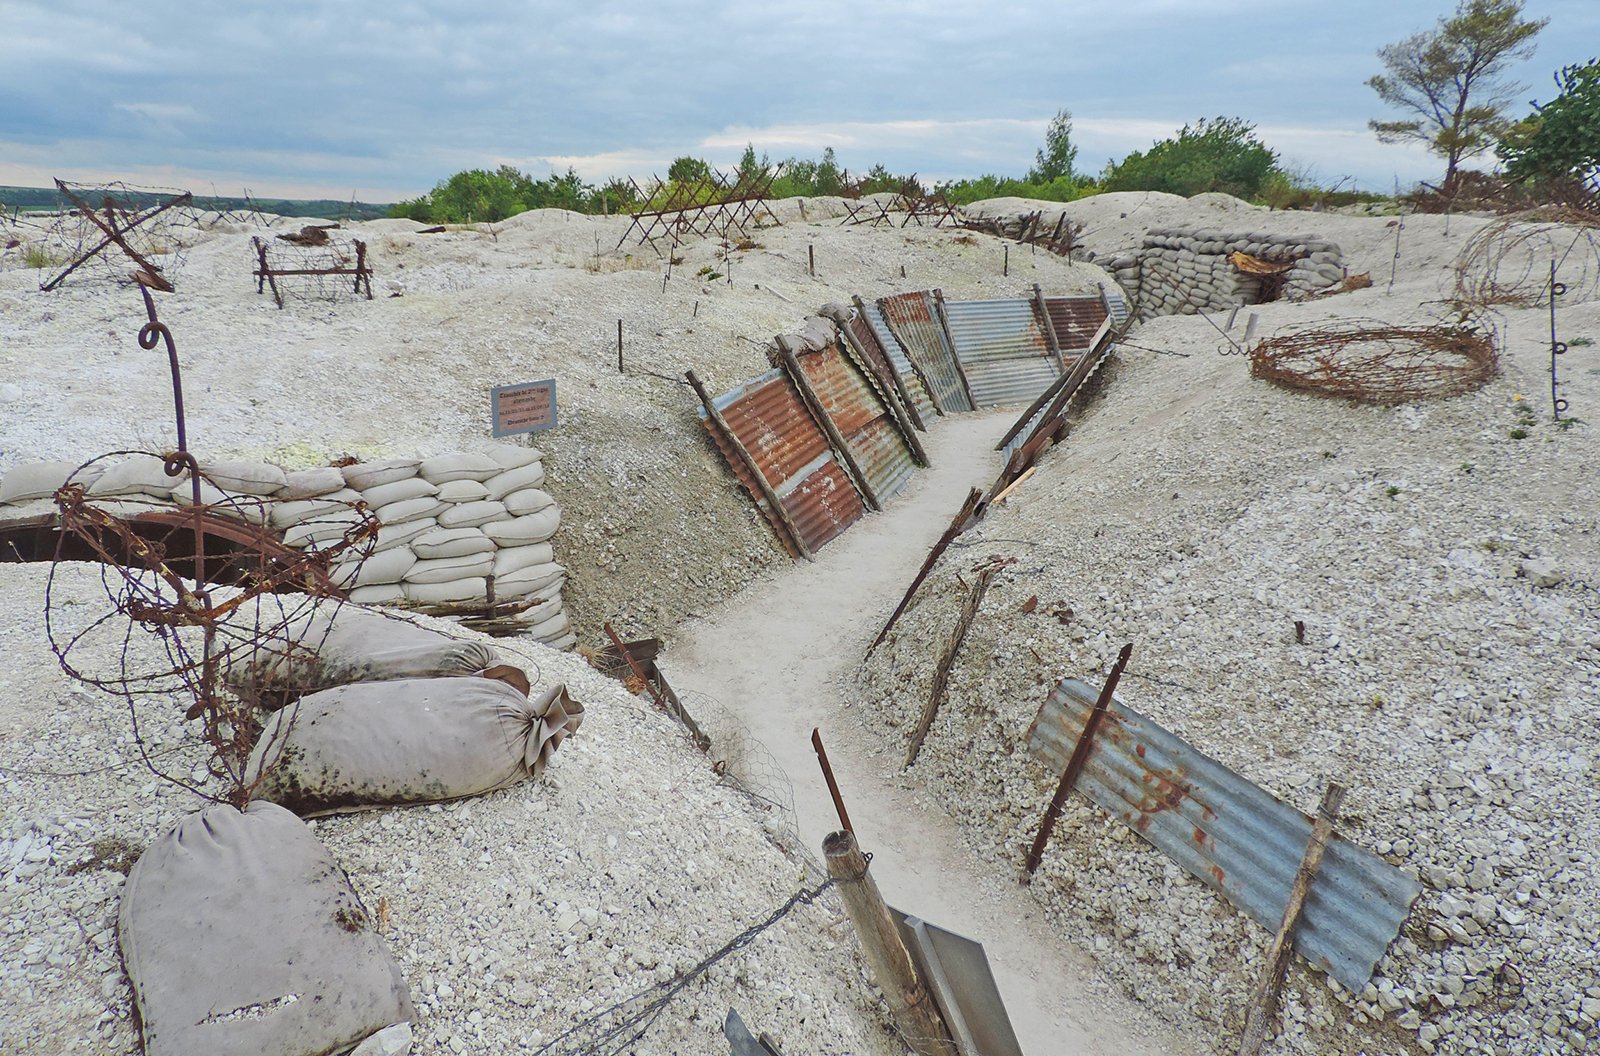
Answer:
[502, 487, 555, 516]
[359, 476, 437, 508]
[483, 507, 559, 545]
[491, 543, 555, 577]
[348, 583, 406, 605]
[280, 466, 346, 499]
[118, 801, 413, 1056]
[485, 443, 542, 470]
[401, 577, 486, 605]
[370, 517, 436, 553]
[404, 552, 493, 584]
[418, 452, 499, 485]
[373, 495, 445, 527]
[225, 603, 498, 696]
[282, 509, 368, 549]
[437, 499, 506, 529]
[483, 461, 546, 501]
[525, 605, 571, 644]
[87, 455, 186, 499]
[269, 490, 364, 530]
[200, 460, 287, 496]
[411, 526, 494, 560]
[330, 547, 416, 589]
[495, 561, 565, 598]
[1, 460, 102, 504]
[341, 458, 419, 491]
[247, 678, 583, 815]
[436, 479, 489, 504]
[170, 480, 270, 526]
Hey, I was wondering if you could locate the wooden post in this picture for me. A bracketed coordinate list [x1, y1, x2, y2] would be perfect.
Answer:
[1023, 643, 1133, 879]
[1032, 282, 1068, 372]
[617, 319, 624, 373]
[1003, 244, 1009, 276]
[1237, 782, 1348, 1056]
[905, 563, 998, 767]
[931, 290, 977, 410]
[835, 320, 930, 465]
[809, 243, 815, 276]
[872, 487, 982, 649]
[686, 369, 813, 560]
[856, 294, 942, 421]
[775, 337, 881, 512]
[823, 831, 956, 1056]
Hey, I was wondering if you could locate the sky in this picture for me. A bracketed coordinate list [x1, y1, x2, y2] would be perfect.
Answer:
[2, 1, 1597, 203]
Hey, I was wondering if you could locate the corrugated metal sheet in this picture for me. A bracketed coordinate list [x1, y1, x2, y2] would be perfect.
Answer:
[859, 303, 939, 424]
[795, 342, 916, 504]
[879, 292, 973, 412]
[1026, 679, 1420, 992]
[1043, 295, 1111, 350]
[944, 299, 1061, 408]
[700, 370, 863, 554]
[1102, 283, 1131, 329]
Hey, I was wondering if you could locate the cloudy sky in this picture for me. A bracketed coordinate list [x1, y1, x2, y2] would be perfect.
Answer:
[3, 1, 1596, 203]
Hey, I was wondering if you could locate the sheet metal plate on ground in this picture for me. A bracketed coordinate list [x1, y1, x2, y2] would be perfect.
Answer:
[1026, 678, 1420, 992]
[888, 907, 1023, 1056]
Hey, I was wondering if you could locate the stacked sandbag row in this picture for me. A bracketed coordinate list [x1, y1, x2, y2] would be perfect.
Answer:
[1120, 227, 1346, 320]
[0, 444, 575, 650]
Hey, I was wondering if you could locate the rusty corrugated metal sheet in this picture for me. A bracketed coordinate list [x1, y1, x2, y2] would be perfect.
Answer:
[944, 299, 1061, 408]
[858, 304, 939, 424]
[795, 342, 916, 504]
[879, 292, 973, 412]
[1043, 295, 1111, 350]
[1026, 679, 1420, 992]
[699, 370, 863, 555]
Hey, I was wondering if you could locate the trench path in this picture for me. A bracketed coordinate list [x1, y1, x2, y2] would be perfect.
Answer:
[663, 411, 1201, 1056]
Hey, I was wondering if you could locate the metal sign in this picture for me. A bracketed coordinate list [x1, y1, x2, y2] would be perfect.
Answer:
[491, 379, 557, 437]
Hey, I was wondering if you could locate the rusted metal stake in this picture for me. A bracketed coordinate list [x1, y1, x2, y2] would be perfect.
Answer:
[824, 831, 956, 1056]
[1022, 643, 1133, 880]
[811, 728, 853, 833]
[1003, 244, 1009, 276]
[617, 319, 624, 373]
[603, 621, 665, 711]
[1237, 782, 1348, 1056]
[808, 243, 815, 277]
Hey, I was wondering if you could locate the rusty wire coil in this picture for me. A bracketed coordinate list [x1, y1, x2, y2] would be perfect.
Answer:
[1450, 206, 1600, 309]
[1249, 321, 1499, 405]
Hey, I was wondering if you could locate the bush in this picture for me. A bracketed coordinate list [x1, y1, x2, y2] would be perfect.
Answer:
[1103, 117, 1282, 199]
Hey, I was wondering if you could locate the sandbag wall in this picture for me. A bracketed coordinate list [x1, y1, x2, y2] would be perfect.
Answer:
[1101, 227, 1347, 320]
[0, 444, 575, 650]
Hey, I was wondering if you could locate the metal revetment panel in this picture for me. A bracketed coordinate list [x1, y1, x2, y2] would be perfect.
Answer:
[879, 292, 973, 412]
[890, 908, 1024, 1056]
[859, 304, 939, 423]
[961, 356, 1062, 409]
[1043, 296, 1111, 350]
[1101, 283, 1131, 329]
[943, 299, 1061, 409]
[699, 370, 863, 555]
[1026, 679, 1421, 993]
[795, 342, 917, 504]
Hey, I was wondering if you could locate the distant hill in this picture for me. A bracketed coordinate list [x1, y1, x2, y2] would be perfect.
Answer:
[0, 185, 393, 222]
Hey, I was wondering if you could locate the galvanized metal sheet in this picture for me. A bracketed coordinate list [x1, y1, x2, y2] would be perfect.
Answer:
[1027, 679, 1420, 992]
[961, 356, 1061, 409]
[795, 342, 917, 504]
[1102, 283, 1131, 328]
[699, 370, 863, 555]
[1042, 295, 1110, 350]
[890, 908, 1023, 1056]
[879, 292, 973, 412]
[943, 299, 1061, 409]
[858, 304, 939, 424]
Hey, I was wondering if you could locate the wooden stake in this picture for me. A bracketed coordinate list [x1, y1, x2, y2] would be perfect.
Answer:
[1033, 282, 1068, 372]
[617, 319, 624, 373]
[809, 243, 815, 276]
[776, 337, 881, 512]
[872, 487, 982, 648]
[905, 563, 998, 767]
[823, 831, 956, 1056]
[1237, 782, 1348, 1056]
[990, 465, 1036, 506]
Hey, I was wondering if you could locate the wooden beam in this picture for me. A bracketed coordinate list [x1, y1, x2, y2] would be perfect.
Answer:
[905, 563, 998, 767]
[775, 336, 881, 512]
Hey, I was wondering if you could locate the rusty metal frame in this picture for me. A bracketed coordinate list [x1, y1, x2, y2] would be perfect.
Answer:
[617, 163, 783, 254]
[41, 179, 194, 292]
[251, 235, 373, 308]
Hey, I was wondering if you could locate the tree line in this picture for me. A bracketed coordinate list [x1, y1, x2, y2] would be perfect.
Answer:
[393, 0, 1595, 225]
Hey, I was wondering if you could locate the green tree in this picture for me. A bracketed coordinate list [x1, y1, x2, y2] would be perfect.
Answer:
[1498, 59, 1600, 195]
[1029, 109, 1079, 183]
[815, 147, 843, 195]
[667, 155, 713, 184]
[1368, 0, 1547, 196]
[1103, 117, 1280, 198]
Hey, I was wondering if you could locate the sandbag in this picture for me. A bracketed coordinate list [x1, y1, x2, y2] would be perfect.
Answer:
[1, 460, 101, 504]
[341, 458, 419, 491]
[502, 486, 555, 516]
[270, 491, 364, 530]
[404, 552, 494, 584]
[370, 517, 436, 553]
[491, 542, 555, 577]
[373, 495, 444, 527]
[247, 678, 584, 815]
[118, 801, 413, 1056]
[226, 603, 499, 696]
[437, 499, 506, 529]
[281, 466, 346, 499]
[331, 547, 416, 588]
[525, 605, 572, 644]
[418, 452, 499, 485]
[411, 526, 494, 560]
[87, 455, 186, 499]
[495, 561, 564, 598]
[201, 459, 287, 496]
[401, 577, 486, 605]
[282, 510, 368, 549]
[359, 476, 438, 508]
[485, 443, 542, 470]
[484, 461, 546, 501]
[170, 480, 270, 526]
[348, 583, 406, 606]
[436, 479, 489, 503]
[483, 507, 559, 545]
